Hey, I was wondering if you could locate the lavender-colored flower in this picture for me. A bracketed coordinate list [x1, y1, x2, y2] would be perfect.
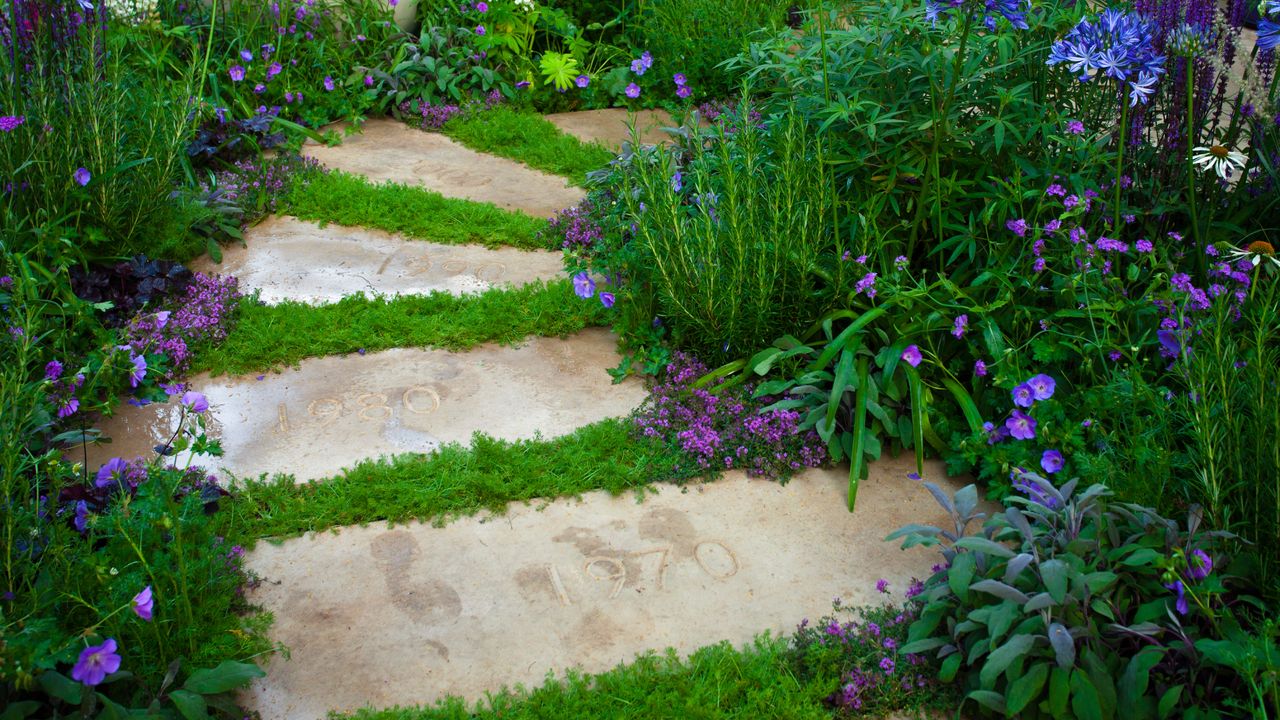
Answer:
[1045, 10, 1165, 105]
[572, 272, 595, 298]
[879, 656, 896, 674]
[625, 83, 641, 99]
[129, 354, 147, 388]
[0, 115, 25, 132]
[1040, 449, 1064, 474]
[476, 0, 488, 10]
[1006, 218, 1028, 237]
[132, 586, 154, 621]
[96, 457, 128, 488]
[1066, 120, 1085, 134]
[365, 74, 375, 87]
[901, 345, 922, 367]
[74, 500, 89, 533]
[855, 271, 877, 298]
[323, 76, 335, 91]
[1186, 549, 1213, 580]
[951, 314, 968, 338]
[1026, 373, 1055, 400]
[1006, 409, 1037, 440]
[476, 24, 486, 34]
[45, 360, 64, 381]
[266, 62, 282, 80]
[74, 168, 91, 186]
[229, 65, 246, 82]
[71, 639, 121, 686]
[575, 74, 589, 88]
[1165, 580, 1189, 614]
[182, 391, 209, 414]
[630, 50, 653, 75]
[599, 291, 615, 308]
[974, 359, 988, 377]
[676, 85, 691, 98]
[1011, 383, 1035, 408]
[876, 578, 889, 594]
[673, 72, 688, 85]
[894, 255, 909, 270]
[240, 49, 254, 62]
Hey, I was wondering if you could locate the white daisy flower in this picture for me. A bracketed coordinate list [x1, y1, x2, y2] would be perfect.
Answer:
[1225, 240, 1280, 271]
[1191, 141, 1248, 179]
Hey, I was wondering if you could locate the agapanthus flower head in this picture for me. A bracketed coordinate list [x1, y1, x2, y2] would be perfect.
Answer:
[1046, 10, 1165, 105]
[927, 0, 1027, 30]
[1167, 22, 1211, 57]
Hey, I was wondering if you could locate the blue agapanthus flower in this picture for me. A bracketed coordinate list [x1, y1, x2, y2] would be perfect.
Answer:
[1046, 8, 1166, 105]
[1259, 1, 1280, 52]
[926, 0, 1028, 30]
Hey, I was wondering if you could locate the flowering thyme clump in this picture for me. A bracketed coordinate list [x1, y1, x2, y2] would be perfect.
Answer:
[633, 352, 827, 480]
[123, 273, 241, 379]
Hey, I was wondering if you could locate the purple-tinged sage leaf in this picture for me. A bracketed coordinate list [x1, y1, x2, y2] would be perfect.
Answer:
[1048, 622, 1076, 669]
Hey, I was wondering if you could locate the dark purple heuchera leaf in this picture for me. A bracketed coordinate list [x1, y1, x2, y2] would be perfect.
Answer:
[71, 256, 193, 328]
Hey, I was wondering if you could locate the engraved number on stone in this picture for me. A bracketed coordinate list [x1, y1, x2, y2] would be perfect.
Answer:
[402, 385, 441, 415]
[545, 565, 573, 607]
[276, 403, 290, 434]
[308, 397, 343, 425]
[357, 393, 392, 421]
[475, 262, 506, 282]
[584, 557, 626, 599]
[441, 259, 468, 275]
[694, 541, 739, 580]
[630, 546, 671, 590]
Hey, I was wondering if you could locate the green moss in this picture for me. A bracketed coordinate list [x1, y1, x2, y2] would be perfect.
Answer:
[195, 281, 602, 376]
[442, 107, 615, 188]
[284, 170, 548, 249]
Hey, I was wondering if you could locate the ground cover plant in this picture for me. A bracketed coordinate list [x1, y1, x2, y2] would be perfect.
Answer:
[440, 106, 617, 186]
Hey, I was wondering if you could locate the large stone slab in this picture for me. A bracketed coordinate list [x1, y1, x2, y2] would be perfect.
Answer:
[304, 119, 584, 219]
[241, 459, 968, 719]
[543, 108, 677, 149]
[79, 330, 644, 482]
[191, 216, 563, 304]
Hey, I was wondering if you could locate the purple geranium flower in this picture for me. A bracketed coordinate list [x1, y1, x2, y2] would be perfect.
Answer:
[240, 49, 254, 62]
[129, 354, 147, 388]
[1165, 580, 1189, 614]
[676, 85, 691, 98]
[901, 345, 922, 367]
[625, 83, 641, 99]
[74, 167, 91, 186]
[1006, 409, 1037, 440]
[229, 65, 246, 82]
[951, 314, 968, 338]
[673, 72, 688, 85]
[572, 272, 595, 299]
[1040, 449, 1064, 473]
[323, 76, 335, 91]
[266, 62, 282, 80]
[95, 457, 128, 488]
[132, 586, 154, 621]
[476, 24, 486, 35]
[1186, 549, 1213, 581]
[974, 359, 988, 377]
[1026, 373, 1056, 401]
[599, 291, 615, 308]
[1012, 383, 1035, 408]
[182, 391, 209, 414]
[71, 639, 121, 687]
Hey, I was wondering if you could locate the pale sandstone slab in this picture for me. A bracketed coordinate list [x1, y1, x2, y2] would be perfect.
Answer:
[241, 459, 970, 719]
[190, 216, 563, 304]
[543, 108, 677, 149]
[78, 330, 644, 482]
[304, 118, 584, 219]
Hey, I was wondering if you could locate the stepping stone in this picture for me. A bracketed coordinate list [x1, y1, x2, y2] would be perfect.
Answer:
[304, 119, 584, 219]
[191, 216, 563, 304]
[79, 330, 644, 482]
[544, 108, 677, 149]
[240, 460, 966, 719]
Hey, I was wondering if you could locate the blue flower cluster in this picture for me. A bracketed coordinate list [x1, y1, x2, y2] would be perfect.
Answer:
[1046, 8, 1166, 106]
[1260, 0, 1280, 52]
[926, 0, 1029, 31]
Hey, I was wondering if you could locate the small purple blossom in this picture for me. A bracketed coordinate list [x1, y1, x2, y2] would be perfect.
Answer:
[575, 74, 589, 88]
[573, 272, 595, 299]
[1026, 373, 1055, 401]
[182, 391, 209, 414]
[951, 314, 968, 339]
[1006, 409, 1037, 440]
[876, 579, 889, 594]
[1040, 449, 1064, 474]
[1012, 383, 1035, 408]
[73, 167, 91, 186]
[132, 586, 154, 621]
[95, 457, 128, 488]
[45, 360, 64, 381]
[1006, 218, 1028, 237]
[974, 359, 988, 377]
[1186, 549, 1213, 581]
[625, 83, 641, 99]
[475, 24, 486, 34]
[1066, 120, 1085, 134]
[71, 639, 121, 687]
[599, 291, 615, 309]
[901, 345, 922, 367]
[229, 65, 246, 82]
[323, 76, 335, 91]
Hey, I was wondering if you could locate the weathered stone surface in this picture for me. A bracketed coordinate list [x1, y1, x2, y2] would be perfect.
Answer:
[543, 108, 677, 149]
[303, 119, 584, 218]
[191, 216, 563, 304]
[240, 459, 967, 719]
[78, 330, 644, 482]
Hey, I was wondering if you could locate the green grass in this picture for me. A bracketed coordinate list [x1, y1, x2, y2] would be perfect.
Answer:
[195, 281, 602, 375]
[340, 636, 831, 720]
[285, 170, 548, 249]
[238, 418, 682, 538]
[442, 106, 616, 188]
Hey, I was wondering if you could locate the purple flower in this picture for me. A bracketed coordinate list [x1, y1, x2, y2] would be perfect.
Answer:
[974, 359, 988, 377]
[74, 500, 88, 533]
[876, 579, 889, 594]
[599, 291, 615, 308]
[1006, 409, 1037, 440]
[73, 168, 91, 186]
[1006, 218, 1028, 237]
[951, 314, 968, 339]
[676, 85, 691, 99]
[855, 271, 877, 298]
[476, 24, 486, 35]
[879, 657, 896, 674]
[129, 354, 147, 388]
[1040, 449, 1064, 474]
[71, 639, 121, 686]
[1136, 238, 1153, 253]
[132, 586, 154, 621]
[323, 76, 335, 91]
[240, 49, 254, 62]
[0, 115, 25, 132]
[1165, 580, 1189, 615]
[901, 345, 922, 367]
[254, 83, 267, 94]
[45, 360, 64, 381]
[575, 74, 590, 88]
[630, 51, 653, 75]
[182, 391, 209, 414]
[1186, 549, 1213, 581]
[229, 65, 246, 82]
[95, 457, 128, 488]
[625, 83, 641, 99]
[1026, 373, 1055, 401]
[364, 74, 375, 87]
[1066, 120, 1085, 134]
[673, 72, 688, 85]
[573, 272, 595, 299]
[266, 62, 282, 80]
[1011, 383, 1035, 408]
[476, 0, 488, 10]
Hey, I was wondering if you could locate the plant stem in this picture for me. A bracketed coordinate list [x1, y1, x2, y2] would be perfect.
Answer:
[1185, 60, 1202, 257]
[1113, 96, 1128, 233]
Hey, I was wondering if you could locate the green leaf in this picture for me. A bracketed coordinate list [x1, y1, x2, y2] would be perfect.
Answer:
[183, 661, 265, 694]
[38, 670, 83, 704]
[1049, 622, 1076, 669]
[1006, 662, 1050, 715]
[980, 634, 1035, 689]
[1049, 666, 1071, 716]
[1120, 548, 1162, 567]
[1157, 685, 1183, 719]
[169, 689, 209, 720]
[955, 536, 1016, 558]
[949, 551, 976, 602]
[1, 701, 40, 720]
[906, 366, 925, 476]
[941, 376, 984, 433]
[1071, 669, 1105, 720]
[988, 600, 1019, 645]
[206, 237, 223, 264]
[1118, 648, 1164, 716]
[941, 651, 963, 682]
[967, 690, 1008, 715]
[1040, 558, 1069, 603]
[972, 579, 1030, 604]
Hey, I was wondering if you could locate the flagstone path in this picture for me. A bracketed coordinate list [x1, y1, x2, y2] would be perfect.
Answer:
[544, 108, 677, 149]
[90, 110, 967, 718]
[190, 216, 562, 304]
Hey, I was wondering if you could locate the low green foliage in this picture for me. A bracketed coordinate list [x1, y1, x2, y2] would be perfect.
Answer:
[340, 635, 829, 720]
[238, 419, 674, 538]
[442, 106, 616, 187]
[284, 170, 548, 249]
[194, 282, 605, 376]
